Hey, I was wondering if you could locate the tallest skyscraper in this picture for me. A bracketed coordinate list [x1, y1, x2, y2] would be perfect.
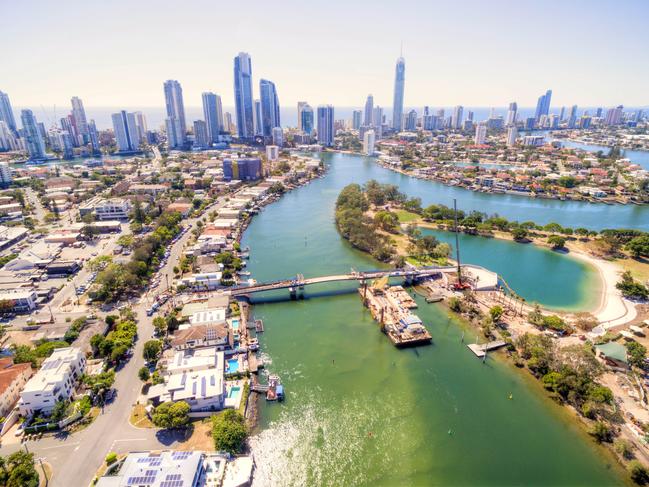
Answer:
[391, 56, 405, 131]
[234, 52, 254, 139]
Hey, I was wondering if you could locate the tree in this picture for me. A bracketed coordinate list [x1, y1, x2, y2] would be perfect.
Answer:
[626, 341, 647, 368]
[138, 367, 150, 381]
[111, 344, 129, 363]
[589, 421, 613, 443]
[511, 227, 528, 241]
[629, 461, 649, 485]
[50, 399, 69, 422]
[82, 370, 116, 397]
[489, 305, 504, 323]
[153, 316, 167, 335]
[616, 271, 649, 300]
[626, 236, 649, 259]
[548, 235, 566, 250]
[0, 451, 39, 487]
[615, 438, 635, 460]
[10, 345, 37, 368]
[211, 409, 248, 454]
[152, 401, 190, 429]
[143, 340, 162, 362]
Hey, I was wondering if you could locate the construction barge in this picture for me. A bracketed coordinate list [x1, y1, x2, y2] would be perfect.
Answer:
[359, 282, 432, 347]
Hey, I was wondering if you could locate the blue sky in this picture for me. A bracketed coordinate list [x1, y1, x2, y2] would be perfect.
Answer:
[1, 0, 647, 110]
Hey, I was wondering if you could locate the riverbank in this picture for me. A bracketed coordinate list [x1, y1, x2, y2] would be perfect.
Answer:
[376, 158, 646, 206]
[242, 151, 631, 486]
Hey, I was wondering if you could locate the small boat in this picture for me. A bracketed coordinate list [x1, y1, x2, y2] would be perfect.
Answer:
[266, 374, 283, 401]
[248, 338, 259, 351]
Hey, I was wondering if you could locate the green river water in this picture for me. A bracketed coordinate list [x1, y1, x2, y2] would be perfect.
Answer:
[242, 153, 626, 486]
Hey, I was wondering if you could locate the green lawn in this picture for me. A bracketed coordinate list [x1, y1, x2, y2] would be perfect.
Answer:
[395, 209, 420, 223]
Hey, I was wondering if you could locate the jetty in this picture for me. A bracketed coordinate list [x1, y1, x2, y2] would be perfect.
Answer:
[467, 340, 507, 358]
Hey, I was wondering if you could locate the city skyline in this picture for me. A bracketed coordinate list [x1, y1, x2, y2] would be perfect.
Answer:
[2, 0, 648, 110]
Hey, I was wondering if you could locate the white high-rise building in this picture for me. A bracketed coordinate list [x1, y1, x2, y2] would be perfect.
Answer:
[364, 94, 374, 126]
[363, 129, 375, 155]
[163, 80, 187, 148]
[451, 106, 464, 130]
[70, 96, 89, 141]
[392, 56, 405, 131]
[506, 126, 518, 146]
[0, 162, 12, 187]
[111, 110, 140, 152]
[202, 92, 223, 145]
[506, 102, 517, 126]
[134, 111, 148, 143]
[474, 123, 487, 145]
[21, 109, 47, 160]
[0, 91, 17, 133]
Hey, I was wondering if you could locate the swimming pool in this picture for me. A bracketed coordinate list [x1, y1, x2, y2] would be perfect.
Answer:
[232, 319, 240, 330]
[226, 358, 240, 374]
[228, 386, 241, 399]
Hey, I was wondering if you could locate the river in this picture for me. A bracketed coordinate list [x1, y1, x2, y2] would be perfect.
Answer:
[242, 152, 627, 486]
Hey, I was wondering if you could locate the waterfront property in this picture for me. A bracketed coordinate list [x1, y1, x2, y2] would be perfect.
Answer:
[95, 450, 254, 487]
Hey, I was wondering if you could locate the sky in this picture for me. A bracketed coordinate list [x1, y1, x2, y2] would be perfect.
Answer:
[2, 0, 648, 114]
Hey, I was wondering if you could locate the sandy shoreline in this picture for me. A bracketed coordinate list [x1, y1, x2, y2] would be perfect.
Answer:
[415, 220, 638, 329]
[569, 250, 638, 329]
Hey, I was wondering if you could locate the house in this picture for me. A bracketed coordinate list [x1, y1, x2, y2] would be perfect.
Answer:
[95, 450, 238, 487]
[178, 272, 223, 291]
[0, 358, 33, 417]
[147, 351, 225, 412]
[171, 323, 230, 351]
[188, 307, 227, 327]
[18, 347, 86, 416]
[167, 202, 193, 217]
[128, 183, 169, 196]
[165, 347, 221, 376]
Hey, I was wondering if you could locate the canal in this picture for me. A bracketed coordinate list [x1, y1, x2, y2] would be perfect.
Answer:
[243, 152, 627, 486]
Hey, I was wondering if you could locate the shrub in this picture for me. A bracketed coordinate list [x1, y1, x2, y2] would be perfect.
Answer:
[105, 452, 117, 465]
[629, 461, 649, 485]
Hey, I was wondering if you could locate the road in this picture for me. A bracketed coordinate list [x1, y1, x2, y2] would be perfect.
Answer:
[0, 209, 213, 485]
[0, 149, 229, 486]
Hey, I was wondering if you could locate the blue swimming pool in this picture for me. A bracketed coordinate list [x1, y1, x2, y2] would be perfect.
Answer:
[232, 319, 240, 330]
[226, 358, 240, 374]
[228, 386, 241, 399]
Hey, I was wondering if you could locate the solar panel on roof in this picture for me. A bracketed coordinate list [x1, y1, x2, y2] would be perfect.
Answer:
[171, 451, 191, 460]
[165, 474, 182, 480]
[160, 481, 183, 487]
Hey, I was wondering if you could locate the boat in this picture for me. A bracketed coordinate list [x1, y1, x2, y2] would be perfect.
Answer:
[248, 338, 259, 351]
[266, 374, 283, 401]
